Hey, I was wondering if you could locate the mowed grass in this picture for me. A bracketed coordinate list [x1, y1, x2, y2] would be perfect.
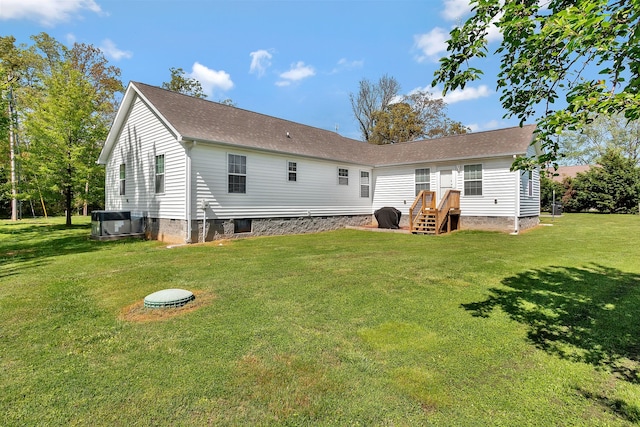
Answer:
[1, 214, 639, 426]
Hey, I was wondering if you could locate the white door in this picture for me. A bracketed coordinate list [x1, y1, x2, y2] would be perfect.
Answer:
[439, 170, 453, 203]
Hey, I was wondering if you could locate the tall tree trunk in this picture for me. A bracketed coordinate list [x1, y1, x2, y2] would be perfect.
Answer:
[83, 181, 88, 216]
[9, 87, 18, 221]
[40, 193, 48, 219]
[66, 185, 72, 226]
[66, 148, 72, 226]
[35, 179, 48, 218]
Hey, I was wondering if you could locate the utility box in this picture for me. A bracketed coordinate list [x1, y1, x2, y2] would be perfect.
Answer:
[91, 211, 144, 240]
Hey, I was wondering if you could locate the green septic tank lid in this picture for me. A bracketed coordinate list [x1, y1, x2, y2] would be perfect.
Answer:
[144, 289, 195, 309]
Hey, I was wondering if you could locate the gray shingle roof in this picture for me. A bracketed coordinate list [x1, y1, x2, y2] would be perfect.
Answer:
[129, 81, 536, 166]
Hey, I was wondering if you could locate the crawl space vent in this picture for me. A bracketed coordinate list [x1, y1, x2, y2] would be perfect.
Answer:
[144, 289, 195, 309]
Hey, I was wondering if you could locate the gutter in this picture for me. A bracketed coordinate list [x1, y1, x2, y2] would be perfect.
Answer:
[513, 155, 520, 234]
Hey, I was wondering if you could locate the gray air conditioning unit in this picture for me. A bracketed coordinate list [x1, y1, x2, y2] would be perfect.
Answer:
[91, 211, 144, 241]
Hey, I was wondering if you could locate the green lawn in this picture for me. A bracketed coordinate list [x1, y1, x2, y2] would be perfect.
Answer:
[1, 214, 639, 426]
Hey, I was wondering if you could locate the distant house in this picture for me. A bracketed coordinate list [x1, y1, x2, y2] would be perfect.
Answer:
[97, 82, 541, 243]
[550, 165, 592, 182]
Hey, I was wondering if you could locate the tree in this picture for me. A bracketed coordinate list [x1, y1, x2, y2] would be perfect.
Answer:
[0, 36, 26, 220]
[350, 75, 469, 144]
[369, 102, 423, 145]
[162, 67, 206, 98]
[539, 172, 565, 212]
[349, 74, 400, 142]
[218, 98, 236, 107]
[560, 114, 640, 165]
[433, 0, 640, 170]
[21, 34, 122, 225]
[404, 90, 470, 139]
[569, 149, 640, 213]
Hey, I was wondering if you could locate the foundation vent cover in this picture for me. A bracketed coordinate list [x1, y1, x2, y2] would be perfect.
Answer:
[144, 289, 195, 309]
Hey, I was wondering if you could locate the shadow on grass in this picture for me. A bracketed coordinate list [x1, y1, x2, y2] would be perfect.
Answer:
[462, 264, 640, 385]
[0, 222, 137, 278]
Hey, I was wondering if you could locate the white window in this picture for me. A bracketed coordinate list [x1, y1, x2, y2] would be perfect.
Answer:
[464, 164, 482, 196]
[288, 161, 297, 182]
[119, 163, 126, 196]
[338, 168, 349, 185]
[415, 168, 430, 196]
[521, 170, 534, 197]
[155, 155, 164, 194]
[228, 154, 247, 193]
[360, 171, 370, 198]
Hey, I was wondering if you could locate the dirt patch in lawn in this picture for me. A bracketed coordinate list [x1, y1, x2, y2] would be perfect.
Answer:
[119, 290, 215, 322]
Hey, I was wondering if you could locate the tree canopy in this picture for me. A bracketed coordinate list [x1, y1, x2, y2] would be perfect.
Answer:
[1, 33, 122, 223]
[559, 114, 640, 166]
[546, 149, 640, 214]
[369, 102, 423, 145]
[433, 0, 640, 170]
[350, 75, 469, 144]
[162, 67, 206, 99]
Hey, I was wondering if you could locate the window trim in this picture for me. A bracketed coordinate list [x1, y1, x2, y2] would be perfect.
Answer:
[154, 155, 165, 194]
[119, 163, 126, 196]
[360, 170, 370, 198]
[414, 167, 431, 196]
[527, 170, 533, 197]
[228, 153, 247, 194]
[287, 160, 297, 182]
[338, 167, 349, 185]
[463, 163, 483, 196]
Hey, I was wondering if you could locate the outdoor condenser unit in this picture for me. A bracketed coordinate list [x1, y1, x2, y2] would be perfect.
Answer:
[91, 211, 144, 240]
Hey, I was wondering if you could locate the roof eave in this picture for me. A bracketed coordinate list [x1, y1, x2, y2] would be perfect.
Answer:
[181, 135, 375, 167]
[372, 150, 531, 168]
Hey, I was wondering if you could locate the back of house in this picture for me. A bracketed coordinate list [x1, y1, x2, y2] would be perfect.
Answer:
[98, 82, 540, 243]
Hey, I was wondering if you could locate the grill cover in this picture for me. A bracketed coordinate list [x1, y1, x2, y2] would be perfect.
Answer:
[374, 207, 402, 229]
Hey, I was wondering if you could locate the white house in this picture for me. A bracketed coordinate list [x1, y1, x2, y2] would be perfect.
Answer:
[97, 82, 541, 243]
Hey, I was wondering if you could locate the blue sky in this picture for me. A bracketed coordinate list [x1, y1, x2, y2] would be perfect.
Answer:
[1, 0, 519, 140]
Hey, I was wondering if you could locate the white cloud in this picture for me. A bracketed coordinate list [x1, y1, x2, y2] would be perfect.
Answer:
[331, 58, 364, 73]
[189, 62, 234, 97]
[438, 84, 492, 104]
[0, 0, 102, 26]
[486, 19, 503, 43]
[249, 49, 273, 77]
[467, 120, 504, 132]
[438, 0, 503, 47]
[428, 84, 492, 104]
[100, 39, 132, 61]
[442, 0, 472, 21]
[276, 61, 315, 86]
[413, 27, 449, 63]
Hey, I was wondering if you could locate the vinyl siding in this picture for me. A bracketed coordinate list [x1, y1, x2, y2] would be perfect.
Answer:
[191, 143, 372, 220]
[519, 144, 541, 216]
[452, 158, 510, 217]
[372, 165, 434, 217]
[104, 96, 186, 219]
[373, 158, 522, 218]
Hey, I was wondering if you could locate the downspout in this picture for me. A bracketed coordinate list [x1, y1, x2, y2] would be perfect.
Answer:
[184, 141, 194, 243]
[513, 155, 520, 234]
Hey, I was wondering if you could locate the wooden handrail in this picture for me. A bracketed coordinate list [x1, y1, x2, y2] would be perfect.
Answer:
[409, 190, 436, 230]
[410, 190, 461, 234]
[435, 190, 460, 233]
